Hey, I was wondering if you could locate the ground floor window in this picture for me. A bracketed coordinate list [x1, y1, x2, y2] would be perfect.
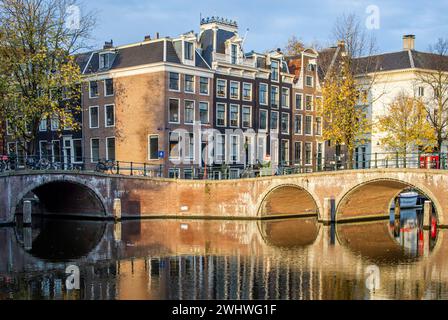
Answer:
[305, 142, 313, 166]
[148, 135, 159, 160]
[73, 139, 83, 163]
[106, 137, 115, 161]
[230, 168, 240, 179]
[281, 139, 290, 164]
[184, 169, 193, 179]
[294, 141, 302, 165]
[169, 168, 180, 179]
[91, 138, 100, 163]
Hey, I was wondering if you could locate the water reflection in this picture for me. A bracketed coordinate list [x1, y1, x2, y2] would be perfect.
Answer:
[0, 217, 447, 300]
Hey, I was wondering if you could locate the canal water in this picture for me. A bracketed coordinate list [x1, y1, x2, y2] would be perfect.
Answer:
[0, 210, 446, 300]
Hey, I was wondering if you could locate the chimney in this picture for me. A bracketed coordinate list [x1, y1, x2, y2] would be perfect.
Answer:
[103, 40, 113, 49]
[156, 32, 160, 39]
[403, 34, 415, 51]
[144, 35, 151, 41]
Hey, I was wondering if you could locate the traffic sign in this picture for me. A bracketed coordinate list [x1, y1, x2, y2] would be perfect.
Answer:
[158, 151, 165, 159]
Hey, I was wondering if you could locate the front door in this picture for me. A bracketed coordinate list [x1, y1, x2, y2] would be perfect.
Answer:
[62, 137, 73, 169]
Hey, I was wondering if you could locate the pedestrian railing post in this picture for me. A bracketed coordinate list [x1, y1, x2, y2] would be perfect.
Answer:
[396, 152, 399, 168]
[375, 153, 378, 169]
[116, 161, 120, 175]
[130, 162, 133, 176]
[144, 163, 147, 176]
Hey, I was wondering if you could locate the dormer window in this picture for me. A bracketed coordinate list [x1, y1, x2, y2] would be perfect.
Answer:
[231, 44, 238, 64]
[99, 52, 114, 70]
[184, 41, 194, 61]
[271, 60, 279, 82]
[308, 63, 316, 72]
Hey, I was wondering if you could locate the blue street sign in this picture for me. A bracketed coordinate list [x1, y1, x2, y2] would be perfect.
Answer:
[158, 151, 165, 159]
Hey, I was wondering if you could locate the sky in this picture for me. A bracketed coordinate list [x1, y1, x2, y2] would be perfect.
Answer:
[81, 0, 448, 54]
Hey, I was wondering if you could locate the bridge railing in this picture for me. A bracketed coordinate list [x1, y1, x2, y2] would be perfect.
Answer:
[0, 152, 446, 179]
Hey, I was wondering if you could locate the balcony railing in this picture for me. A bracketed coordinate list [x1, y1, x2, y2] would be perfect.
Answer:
[213, 52, 256, 68]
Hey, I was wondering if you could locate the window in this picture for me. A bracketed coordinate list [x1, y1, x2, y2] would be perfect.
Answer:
[294, 142, 302, 165]
[257, 135, 266, 162]
[216, 103, 226, 127]
[99, 53, 113, 69]
[282, 88, 290, 108]
[91, 139, 100, 163]
[184, 169, 193, 180]
[281, 113, 290, 134]
[89, 106, 99, 128]
[281, 139, 289, 164]
[105, 79, 114, 96]
[6, 120, 12, 135]
[271, 86, 279, 108]
[169, 72, 180, 91]
[39, 141, 48, 158]
[242, 106, 252, 128]
[305, 142, 312, 165]
[308, 63, 316, 72]
[271, 60, 279, 81]
[51, 115, 59, 131]
[200, 77, 209, 95]
[231, 44, 238, 64]
[305, 95, 313, 111]
[39, 118, 47, 132]
[230, 104, 240, 127]
[184, 133, 194, 160]
[169, 99, 180, 123]
[230, 135, 240, 162]
[315, 96, 323, 112]
[199, 102, 209, 124]
[184, 41, 194, 61]
[169, 132, 180, 159]
[184, 100, 195, 124]
[52, 141, 61, 162]
[89, 81, 99, 98]
[270, 111, 279, 131]
[73, 139, 83, 163]
[216, 134, 226, 163]
[418, 86, 425, 97]
[316, 117, 322, 136]
[230, 81, 240, 100]
[217, 79, 227, 98]
[306, 76, 313, 87]
[105, 104, 115, 127]
[259, 109, 268, 131]
[294, 114, 302, 134]
[259, 83, 268, 105]
[185, 75, 194, 93]
[148, 135, 159, 160]
[305, 115, 313, 135]
[169, 168, 180, 179]
[295, 94, 303, 110]
[243, 83, 252, 101]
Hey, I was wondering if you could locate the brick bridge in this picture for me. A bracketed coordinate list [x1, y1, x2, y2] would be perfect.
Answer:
[1, 168, 448, 226]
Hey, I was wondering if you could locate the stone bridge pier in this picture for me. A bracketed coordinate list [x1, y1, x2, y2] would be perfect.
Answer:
[1, 169, 448, 226]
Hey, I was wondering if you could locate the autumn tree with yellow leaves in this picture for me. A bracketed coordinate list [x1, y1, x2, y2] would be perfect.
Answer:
[0, 0, 94, 155]
[377, 93, 436, 161]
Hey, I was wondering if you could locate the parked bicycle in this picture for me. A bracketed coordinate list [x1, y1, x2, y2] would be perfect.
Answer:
[95, 159, 117, 174]
[0, 155, 9, 173]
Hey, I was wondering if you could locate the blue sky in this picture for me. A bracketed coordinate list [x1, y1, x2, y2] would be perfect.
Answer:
[82, 0, 448, 53]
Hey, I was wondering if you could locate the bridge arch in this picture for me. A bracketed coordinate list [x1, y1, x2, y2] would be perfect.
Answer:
[336, 178, 441, 222]
[12, 176, 108, 218]
[257, 184, 320, 219]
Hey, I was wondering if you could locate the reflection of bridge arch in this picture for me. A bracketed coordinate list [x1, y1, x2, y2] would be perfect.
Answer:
[12, 176, 108, 218]
[336, 178, 441, 222]
[257, 184, 320, 219]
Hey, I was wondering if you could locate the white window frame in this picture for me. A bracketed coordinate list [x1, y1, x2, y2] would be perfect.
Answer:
[294, 114, 303, 135]
[257, 135, 267, 162]
[281, 112, 290, 135]
[242, 82, 252, 101]
[184, 74, 195, 94]
[168, 72, 181, 92]
[295, 93, 303, 110]
[270, 110, 279, 132]
[305, 142, 313, 166]
[72, 138, 83, 163]
[89, 81, 99, 99]
[39, 140, 47, 158]
[169, 131, 180, 160]
[259, 83, 268, 106]
[184, 100, 195, 125]
[230, 81, 240, 100]
[89, 106, 100, 129]
[50, 115, 60, 131]
[230, 134, 240, 163]
[229, 104, 240, 128]
[216, 103, 227, 127]
[168, 98, 181, 124]
[216, 134, 226, 163]
[305, 75, 314, 87]
[282, 87, 290, 109]
[271, 60, 279, 82]
[39, 118, 47, 132]
[281, 139, 290, 163]
[199, 101, 210, 125]
[216, 79, 227, 98]
[294, 141, 302, 165]
[305, 115, 313, 136]
[242, 105, 252, 128]
[104, 78, 114, 97]
[90, 138, 100, 163]
[104, 104, 115, 128]
[305, 95, 314, 111]
[271, 85, 279, 109]
[259, 109, 268, 132]
[199, 77, 210, 96]
[316, 117, 323, 136]
[148, 134, 159, 160]
[184, 41, 194, 61]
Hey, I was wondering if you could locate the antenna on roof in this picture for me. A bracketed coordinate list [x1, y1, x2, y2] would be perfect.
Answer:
[240, 28, 249, 61]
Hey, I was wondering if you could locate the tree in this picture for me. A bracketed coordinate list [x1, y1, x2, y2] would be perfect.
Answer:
[284, 36, 305, 56]
[377, 92, 436, 164]
[318, 13, 379, 168]
[0, 0, 95, 155]
[416, 38, 448, 153]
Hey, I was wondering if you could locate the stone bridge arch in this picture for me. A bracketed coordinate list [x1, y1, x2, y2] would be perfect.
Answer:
[12, 175, 109, 219]
[335, 177, 442, 223]
[257, 184, 320, 219]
